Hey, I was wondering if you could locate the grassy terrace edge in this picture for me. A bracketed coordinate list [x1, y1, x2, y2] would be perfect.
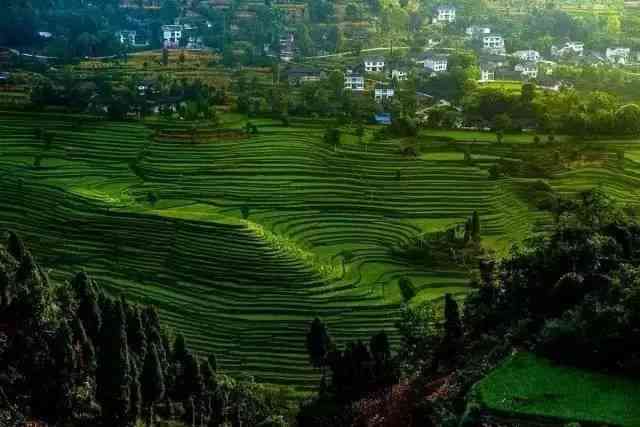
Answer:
[471, 352, 640, 427]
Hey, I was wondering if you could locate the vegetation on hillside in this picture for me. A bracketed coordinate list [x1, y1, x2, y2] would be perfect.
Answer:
[0, 232, 291, 426]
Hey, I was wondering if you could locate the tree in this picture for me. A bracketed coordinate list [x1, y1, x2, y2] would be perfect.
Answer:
[130, 357, 143, 425]
[369, 331, 390, 364]
[127, 305, 148, 364]
[295, 23, 313, 57]
[96, 299, 132, 427]
[73, 316, 97, 373]
[521, 83, 536, 104]
[615, 104, 640, 135]
[142, 344, 165, 427]
[341, 250, 354, 275]
[355, 123, 365, 145]
[7, 231, 26, 261]
[395, 302, 437, 371]
[72, 272, 102, 343]
[443, 294, 462, 343]
[162, 48, 169, 66]
[471, 210, 480, 241]
[173, 333, 188, 364]
[208, 353, 217, 373]
[493, 113, 512, 132]
[53, 320, 76, 419]
[323, 127, 341, 149]
[306, 318, 333, 370]
[201, 358, 215, 390]
[161, 0, 180, 23]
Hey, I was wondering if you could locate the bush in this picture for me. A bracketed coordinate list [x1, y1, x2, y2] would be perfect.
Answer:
[398, 277, 417, 302]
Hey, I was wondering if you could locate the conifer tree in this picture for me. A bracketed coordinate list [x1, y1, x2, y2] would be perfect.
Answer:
[208, 353, 217, 373]
[173, 333, 188, 364]
[142, 344, 165, 427]
[369, 331, 390, 364]
[444, 294, 462, 341]
[53, 320, 76, 419]
[471, 210, 480, 241]
[72, 272, 102, 343]
[130, 356, 143, 425]
[185, 395, 196, 427]
[127, 304, 148, 363]
[438, 293, 463, 366]
[201, 358, 215, 391]
[183, 351, 204, 398]
[97, 298, 132, 427]
[72, 316, 96, 373]
[7, 231, 26, 262]
[306, 318, 332, 369]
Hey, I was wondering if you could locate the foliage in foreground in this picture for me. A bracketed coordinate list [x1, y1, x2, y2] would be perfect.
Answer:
[0, 232, 290, 426]
[299, 190, 640, 426]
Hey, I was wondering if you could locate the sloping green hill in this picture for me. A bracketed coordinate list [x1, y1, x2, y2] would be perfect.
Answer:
[1, 112, 604, 389]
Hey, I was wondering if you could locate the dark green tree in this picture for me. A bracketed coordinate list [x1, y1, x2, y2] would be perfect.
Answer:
[306, 318, 333, 370]
[142, 344, 165, 427]
[173, 333, 188, 364]
[53, 320, 76, 419]
[471, 210, 480, 241]
[208, 353, 217, 373]
[96, 298, 132, 427]
[127, 305, 148, 363]
[72, 316, 97, 373]
[183, 351, 204, 398]
[130, 356, 143, 425]
[162, 48, 169, 66]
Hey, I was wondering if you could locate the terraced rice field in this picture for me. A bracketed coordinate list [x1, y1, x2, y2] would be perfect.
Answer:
[473, 352, 640, 426]
[1, 111, 634, 390]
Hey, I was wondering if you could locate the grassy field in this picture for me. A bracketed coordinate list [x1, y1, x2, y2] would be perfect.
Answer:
[2, 111, 639, 390]
[474, 352, 640, 426]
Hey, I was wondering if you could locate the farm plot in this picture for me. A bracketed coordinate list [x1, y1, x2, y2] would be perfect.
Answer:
[0, 113, 578, 389]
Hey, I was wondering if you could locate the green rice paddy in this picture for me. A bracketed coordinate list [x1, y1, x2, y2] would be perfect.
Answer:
[1, 111, 637, 390]
[474, 352, 640, 426]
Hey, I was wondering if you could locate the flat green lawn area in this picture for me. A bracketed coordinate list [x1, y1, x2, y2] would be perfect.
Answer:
[478, 80, 524, 94]
[475, 352, 640, 427]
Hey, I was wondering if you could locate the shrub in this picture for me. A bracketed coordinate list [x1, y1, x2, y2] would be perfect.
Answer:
[398, 277, 417, 302]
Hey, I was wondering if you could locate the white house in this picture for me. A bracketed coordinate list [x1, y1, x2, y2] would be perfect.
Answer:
[374, 85, 395, 102]
[480, 67, 495, 82]
[515, 61, 538, 79]
[512, 50, 541, 63]
[280, 31, 295, 62]
[162, 24, 183, 48]
[117, 30, 137, 45]
[417, 53, 448, 73]
[344, 70, 364, 91]
[606, 47, 630, 65]
[465, 25, 491, 38]
[483, 35, 505, 55]
[479, 62, 497, 82]
[391, 68, 408, 81]
[433, 5, 456, 24]
[364, 56, 385, 73]
[551, 41, 584, 57]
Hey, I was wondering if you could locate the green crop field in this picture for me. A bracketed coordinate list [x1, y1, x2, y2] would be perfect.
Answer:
[1, 111, 640, 391]
[473, 352, 640, 426]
